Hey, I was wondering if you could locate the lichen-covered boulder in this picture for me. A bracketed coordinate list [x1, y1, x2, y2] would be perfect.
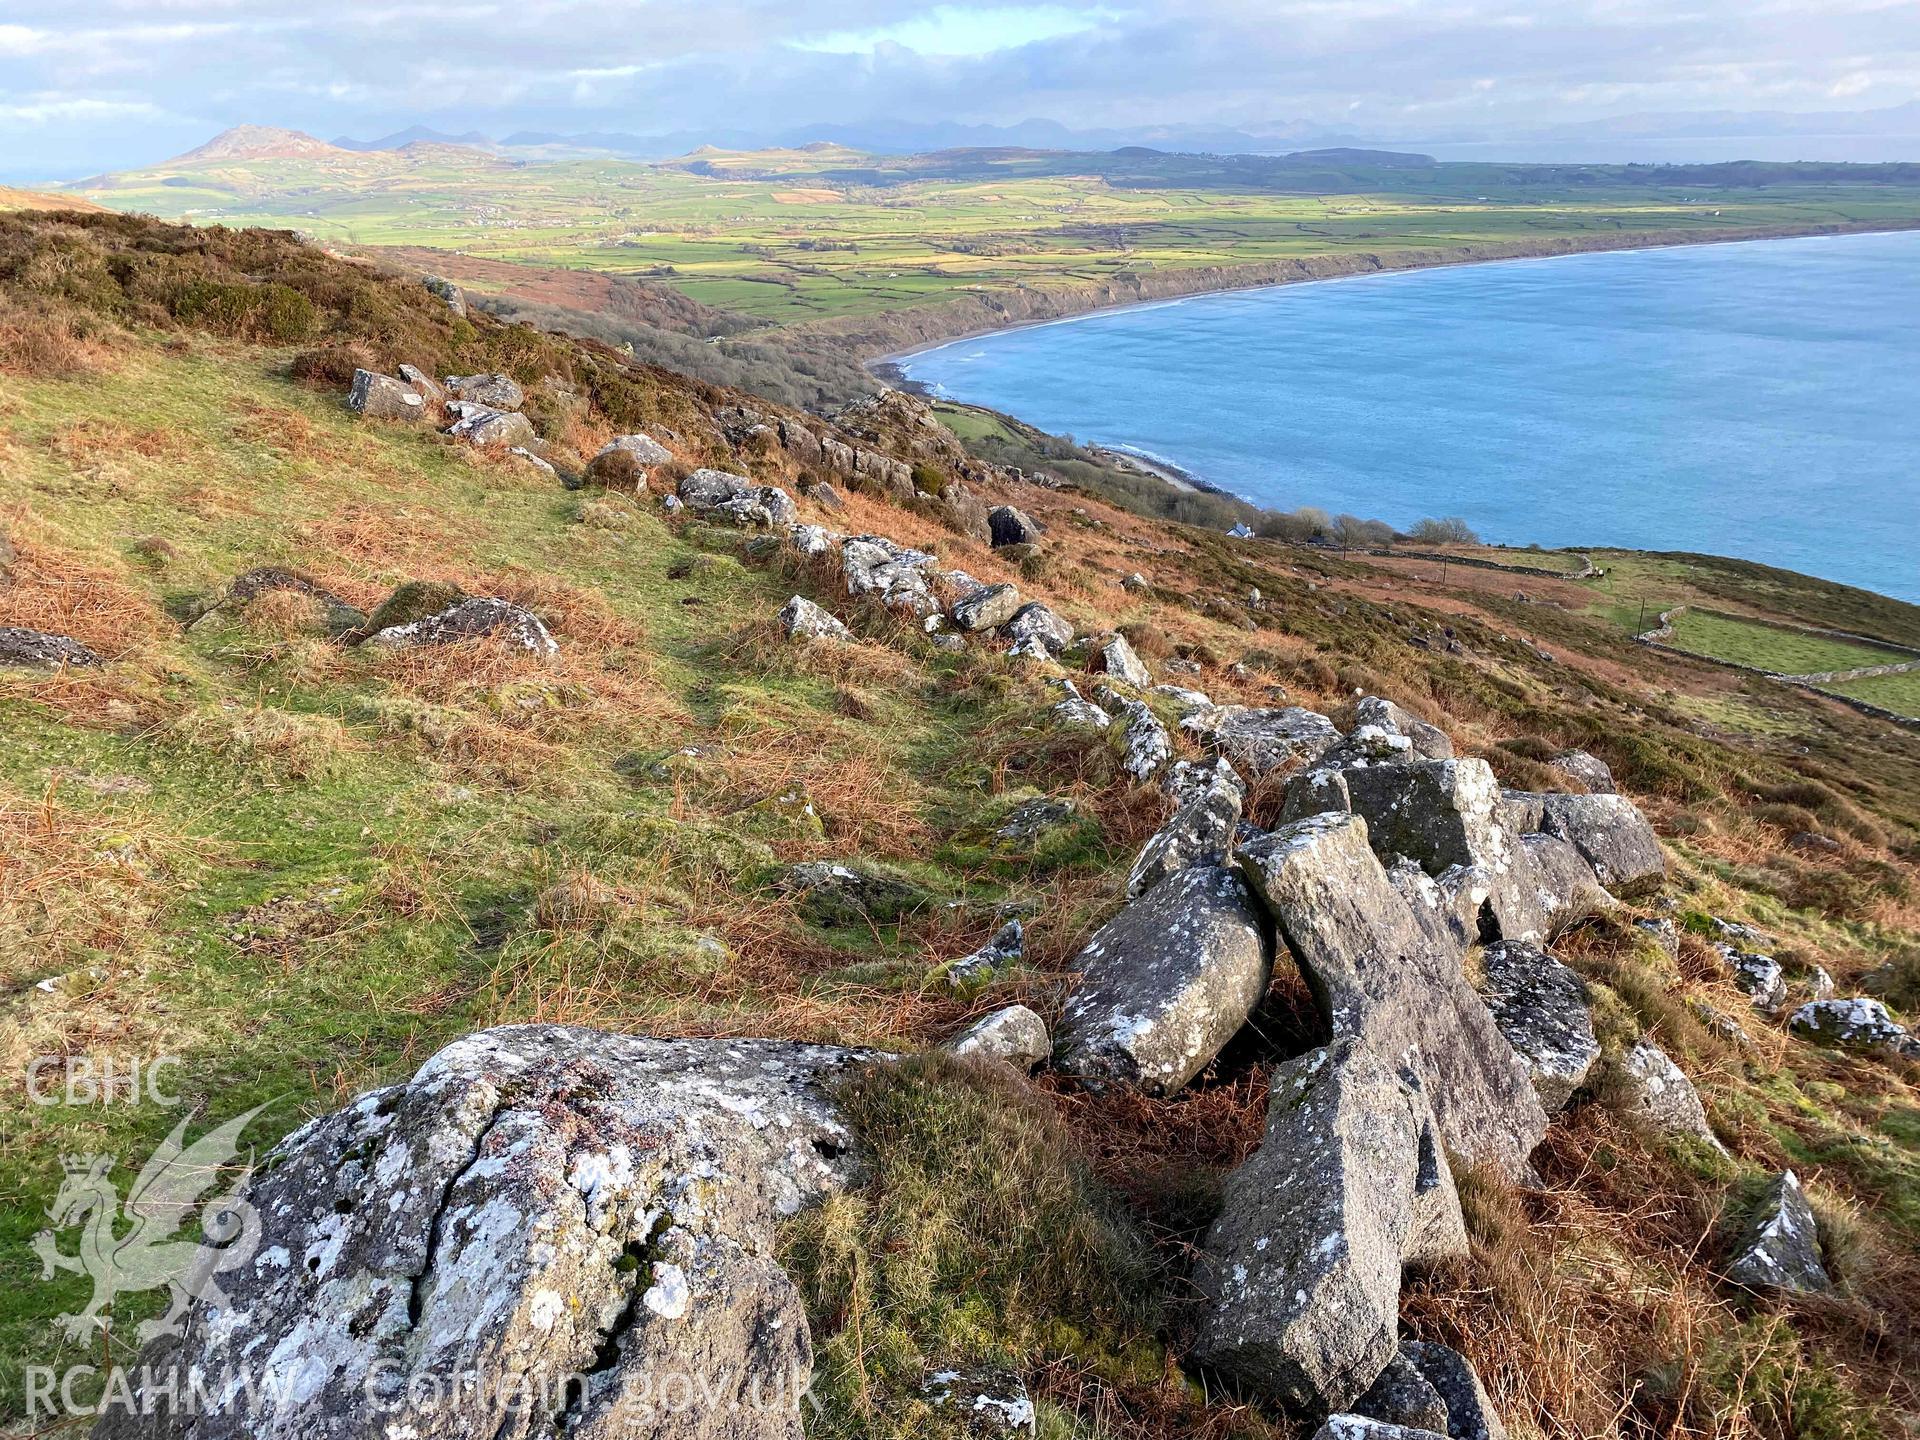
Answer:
[1548, 749, 1616, 794]
[1092, 632, 1152, 688]
[988, 505, 1041, 548]
[1353, 696, 1453, 761]
[945, 919, 1025, 991]
[776, 861, 931, 926]
[778, 594, 852, 643]
[445, 372, 524, 409]
[1193, 1039, 1467, 1412]
[347, 368, 429, 422]
[1476, 941, 1600, 1113]
[1314, 1418, 1449, 1440]
[950, 583, 1022, 632]
[1048, 679, 1112, 733]
[1530, 793, 1664, 896]
[1720, 945, 1787, 1012]
[1237, 814, 1548, 1178]
[1109, 697, 1172, 783]
[1789, 998, 1920, 1061]
[945, 1005, 1050, 1070]
[839, 534, 938, 615]
[1163, 756, 1245, 809]
[1181, 704, 1342, 777]
[1002, 601, 1074, 655]
[1616, 1039, 1727, 1154]
[1402, 1342, 1507, 1440]
[678, 470, 796, 529]
[366, 597, 558, 657]
[1054, 865, 1273, 1095]
[92, 1027, 883, 1440]
[445, 401, 535, 448]
[1128, 761, 1241, 897]
[1726, 1170, 1830, 1294]
[0, 626, 100, 668]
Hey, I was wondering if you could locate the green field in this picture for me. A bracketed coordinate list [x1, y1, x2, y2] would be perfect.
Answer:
[70, 143, 1920, 327]
[1828, 670, 1920, 716]
[1663, 608, 1915, 674]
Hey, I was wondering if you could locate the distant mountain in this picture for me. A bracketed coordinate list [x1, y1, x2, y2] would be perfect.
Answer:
[169, 126, 343, 164]
[334, 126, 498, 152]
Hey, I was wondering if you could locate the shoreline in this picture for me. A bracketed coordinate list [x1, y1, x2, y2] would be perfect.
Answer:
[856, 219, 1920, 371]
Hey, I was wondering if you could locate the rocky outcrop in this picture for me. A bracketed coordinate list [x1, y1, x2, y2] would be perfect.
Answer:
[678, 470, 797, 529]
[1352, 696, 1453, 762]
[988, 505, 1041, 548]
[1128, 761, 1242, 897]
[1476, 941, 1600, 1113]
[1192, 1039, 1467, 1412]
[1726, 1170, 1830, 1294]
[1788, 997, 1920, 1061]
[839, 534, 939, 615]
[0, 625, 101, 668]
[1237, 814, 1548, 1178]
[445, 372, 524, 409]
[945, 1005, 1050, 1070]
[951, 583, 1021, 632]
[94, 1026, 882, 1440]
[347, 368, 430, 422]
[366, 597, 558, 657]
[1529, 794, 1664, 896]
[1616, 1039, 1727, 1154]
[1182, 704, 1342, 777]
[778, 594, 851, 643]
[1002, 601, 1074, 655]
[1054, 866, 1273, 1095]
[1048, 680, 1112, 733]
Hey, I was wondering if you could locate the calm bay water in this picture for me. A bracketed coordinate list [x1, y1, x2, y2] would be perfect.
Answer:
[902, 231, 1920, 603]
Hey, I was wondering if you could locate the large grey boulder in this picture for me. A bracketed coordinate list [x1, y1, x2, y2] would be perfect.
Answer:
[988, 505, 1041, 547]
[366, 597, 557, 657]
[1548, 749, 1616, 793]
[1529, 793, 1664, 896]
[444, 372, 524, 409]
[1002, 601, 1074, 655]
[1092, 633, 1152, 688]
[444, 401, 535, 448]
[1182, 704, 1342, 777]
[1163, 757, 1246, 809]
[1476, 941, 1600, 1113]
[950, 583, 1021, 632]
[1192, 1039, 1467, 1412]
[1789, 997, 1920, 1061]
[1054, 866, 1273, 1095]
[1128, 762, 1242, 898]
[0, 626, 101, 668]
[1237, 814, 1548, 1178]
[1726, 1170, 1830, 1294]
[93, 1027, 882, 1440]
[945, 1005, 1050, 1070]
[777, 594, 851, 643]
[1354, 696, 1453, 761]
[1402, 1342, 1507, 1440]
[678, 470, 797, 529]
[1048, 679, 1112, 733]
[347, 368, 429, 422]
[601, 432, 672, 466]
[839, 535, 938, 615]
[1314, 1418, 1449, 1440]
[1616, 1039, 1728, 1154]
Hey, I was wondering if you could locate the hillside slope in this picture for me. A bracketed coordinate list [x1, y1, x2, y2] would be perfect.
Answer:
[2, 212, 1918, 1439]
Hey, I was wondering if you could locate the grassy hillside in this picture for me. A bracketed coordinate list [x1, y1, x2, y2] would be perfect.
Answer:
[3, 212, 1919, 1437]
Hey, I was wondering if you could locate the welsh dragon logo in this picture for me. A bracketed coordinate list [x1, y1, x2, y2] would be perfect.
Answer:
[32, 1104, 269, 1343]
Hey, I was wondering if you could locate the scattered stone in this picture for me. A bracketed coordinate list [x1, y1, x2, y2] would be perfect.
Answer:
[444, 401, 534, 448]
[444, 371, 524, 409]
[509, 446, 557, 479]
[1153, 683, 1213, 714]
[1049, 679, 1112, 733]
[777, 861, 930, 926]
[806, 482, 845, 511]
[1181, 704, 1342, 777]
[1804, 964, 1835, 1002]
[1054, 865, 1273, 1095]
[1111, 698, 1173, 783]
[1192, 1038, 1466, 1412]
[1634, 916, 1680, 958]
[988, 505, 1042, 547]
[1002, 601, 1075, 655]
[678, 469, 797, 528]
[1314, 1418, 1449, 1440]
[220, 565, 366, 636]
[1402, 1342, 1507, 1440]
[1163, 757, 1246, 808]
[94, 1027, 880, 1440]
[601, 432, 673, 466]
[0, 626, 100, 669]
[422, 273, 466, 316]
[366, 597, 558, 657]
[840, 534, 938, 615]
[1128, 761, 1241, 897]
[347, 368, 428, 422]
[1548, 750, 1616, 793]
[923, 1367, 1038, 1437]
[993, 798, 1076, 845]
[397, 363, 444, 404]
[945, 1006, 1050, 1070]
[946, 920, 1025, 991]
[1726, 1170, 1831, 1294]
[951, 583, 1022, 632]
[1616, 1039, 1728, 1154]
[1093, 632, 1152, 688]
[1789, 997, 1920, 1061]
[1236, 813, 1548, 1178]
[1122, 571, 1150, 592]
[1720, 946, 1787, 1012]
[1476, 941, 1600, 1113]
[778, 594, 852, 643]
[1355, 1353, 1452, 1435]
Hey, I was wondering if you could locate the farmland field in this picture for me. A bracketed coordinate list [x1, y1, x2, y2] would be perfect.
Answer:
[1664, 608, 1916, 674]
[1827, 670, 1920, 716]
[71, 143, 1920, 328]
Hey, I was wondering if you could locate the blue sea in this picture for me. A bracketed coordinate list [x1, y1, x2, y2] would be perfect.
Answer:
[902, 231, 1920, 604]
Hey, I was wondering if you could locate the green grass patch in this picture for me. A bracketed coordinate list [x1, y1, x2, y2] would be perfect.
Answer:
[1663, 610, 1912, 675]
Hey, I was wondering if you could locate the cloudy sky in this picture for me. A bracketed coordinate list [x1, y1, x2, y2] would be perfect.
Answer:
[4, 0, 1919, 179]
